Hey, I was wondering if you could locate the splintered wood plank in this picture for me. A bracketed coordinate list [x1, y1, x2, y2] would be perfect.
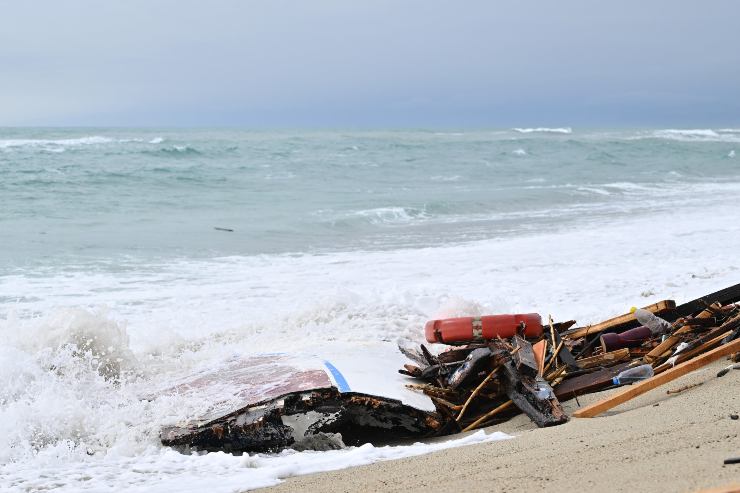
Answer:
[668, 282, 740, 321]
[554, 362, 630, 400]
[565, 300, 676, 340]
[577, 348, 631, 369]
[646, 304, 720, 363]
[573, 338, 740, 418]
[533, 340, 547, 376]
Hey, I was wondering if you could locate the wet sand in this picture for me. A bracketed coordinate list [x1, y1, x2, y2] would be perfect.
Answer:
[256, 359, 740, 493]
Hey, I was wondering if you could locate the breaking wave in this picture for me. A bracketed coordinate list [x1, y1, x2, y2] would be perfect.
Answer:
[512, 127, 572, 134]
[144, 145, 203, 156]
[0, 136, 117, 150]
[632, 129, 740, 143]
[350, 207, 429, 225]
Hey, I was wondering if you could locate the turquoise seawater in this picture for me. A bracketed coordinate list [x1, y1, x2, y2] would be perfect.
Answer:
[2, 127, 740, 491]
[1, 128, 739, 271]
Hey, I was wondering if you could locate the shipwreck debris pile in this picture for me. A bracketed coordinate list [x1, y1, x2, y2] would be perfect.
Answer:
[159, 283, 740, 454]
[401, 283, 740, 432]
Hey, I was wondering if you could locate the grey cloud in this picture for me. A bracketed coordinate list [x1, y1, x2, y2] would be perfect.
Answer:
[1, 0, 738, 126]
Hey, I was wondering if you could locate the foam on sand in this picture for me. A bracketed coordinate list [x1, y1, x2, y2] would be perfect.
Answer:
[0, 429, 510, 492]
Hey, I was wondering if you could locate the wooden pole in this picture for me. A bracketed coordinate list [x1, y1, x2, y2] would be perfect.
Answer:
[573, 338, 740, 418]
[456, 365, 501, 422]
[462, 400, 513, 432]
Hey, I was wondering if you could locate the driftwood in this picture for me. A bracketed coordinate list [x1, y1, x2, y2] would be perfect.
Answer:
[668, 282, 740, 321]
[395, 283, 740, 443]
[552, 327, 580, 370]
[501, 362, 568, 427]
[532, 339, 547, 376]
[462, 400, 513, 432]
[554, 362, 630, 400]
[573, 338, 740, 418]
[512, 335, 538, 377]
[666, 382, 703, 394]
[456, 365, 502, 422]
[564, 300, 676, 340]
[577, 348, 631, 369]
[447, 348, 492, 389]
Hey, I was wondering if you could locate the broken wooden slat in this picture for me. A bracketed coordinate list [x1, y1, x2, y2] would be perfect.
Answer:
[644, 304, 719, 363]
[533, 339, 547, 376]
[446, 348, 492, 389]
[398, 344, 429, 368]
[554, 362, 630, 400]
[564, 300, 676, 340]
[551, 320, 577, 333]
[461, 399, 513, 432]
[573, 338, 740, 418]
[644, 326, 693, 363]
[512, 335, 538, 377]
[577, 348, 631, 369]
[456, 365, 502, 422]
[666, 382, 703, 394]
[552, 327, 580, 370]
[501, 362, 568, 427]
[542, 341, 563, 375]
[667, 282, 740, 321]
[654, 330, 732, 374]
[437, 345, 486, 364]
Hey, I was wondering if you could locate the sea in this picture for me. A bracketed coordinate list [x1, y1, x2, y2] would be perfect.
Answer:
[1, 127, 739, 491]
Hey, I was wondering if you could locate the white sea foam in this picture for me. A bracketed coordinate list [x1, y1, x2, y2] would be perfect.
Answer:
[149, 137, 165, 144]
[632, 129, 740, 143]
[2, 201, 740, 491]
[512, 148, 527, 156]
[430, 175, 462, 182]
[0, 136, 116, 149]
[3, 128, 740, 492]
[575, 186, 611, 196]
[350, 206, 427, 225]
[655, 129, 719, 138]
[0, 430, 510, 493]
[729, 150, 736, 158]
[512, 127, 572, 134]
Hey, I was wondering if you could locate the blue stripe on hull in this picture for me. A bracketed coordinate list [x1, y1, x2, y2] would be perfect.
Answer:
[323, 361, 351, 392]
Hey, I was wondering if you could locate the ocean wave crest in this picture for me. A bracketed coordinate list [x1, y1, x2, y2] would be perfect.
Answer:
[0, 136, 116, 150]
[143, 145, 202, 156]
[512, 127, 572, 134]
[350, 206, 429, 225]
[634, 129, 740, 143]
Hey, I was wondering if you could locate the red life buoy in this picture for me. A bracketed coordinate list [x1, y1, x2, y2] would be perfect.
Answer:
[425, 313, 543, 344]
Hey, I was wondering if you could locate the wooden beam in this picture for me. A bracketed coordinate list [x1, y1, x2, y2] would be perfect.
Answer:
[577, 348, 630, 369]
[564, 300, 675, 340]
[573, 338, 740, 418]
[653, 330, 732, 375]
[554, 362, 630, 400]
[668, 281, 740, 321]
[644, 303, 719, 363]
[533, 340, 547, 377]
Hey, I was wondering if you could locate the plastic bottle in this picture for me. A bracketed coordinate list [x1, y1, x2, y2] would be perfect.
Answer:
[634, 308, 672, 335]
[612, 364, 655, 385]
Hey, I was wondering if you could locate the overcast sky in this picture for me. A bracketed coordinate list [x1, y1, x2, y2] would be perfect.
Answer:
[1, 0, 739, 127]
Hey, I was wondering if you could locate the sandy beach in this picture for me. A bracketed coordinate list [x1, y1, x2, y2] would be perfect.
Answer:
[257, 358, 739, 493]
